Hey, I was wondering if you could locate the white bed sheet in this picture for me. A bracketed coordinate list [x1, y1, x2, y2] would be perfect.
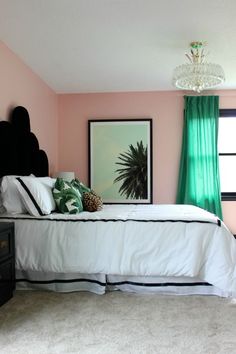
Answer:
[1, 204, 236, 297]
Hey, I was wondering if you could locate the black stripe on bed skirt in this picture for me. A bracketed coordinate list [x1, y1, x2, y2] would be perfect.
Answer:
[0, 215, 221, 226]
[16, 278, 211, 288]
[107, 281, 212, 287]
[16, 278, 106, 286]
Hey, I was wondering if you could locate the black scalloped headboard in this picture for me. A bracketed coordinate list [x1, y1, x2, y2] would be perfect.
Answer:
[0, 106, 49, 178]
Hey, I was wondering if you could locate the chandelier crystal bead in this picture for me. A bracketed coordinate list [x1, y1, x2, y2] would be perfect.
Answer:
[172, 42, 225, 92]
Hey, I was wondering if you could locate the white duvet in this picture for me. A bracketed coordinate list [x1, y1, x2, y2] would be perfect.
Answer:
[1, 204, 236, 296]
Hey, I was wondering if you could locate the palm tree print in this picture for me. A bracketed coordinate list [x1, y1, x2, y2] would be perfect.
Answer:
[114, 140, 147, 199]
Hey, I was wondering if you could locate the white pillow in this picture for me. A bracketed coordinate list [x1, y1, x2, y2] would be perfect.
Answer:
[0, 192, 5, 214]
[0, 175, 27, 214]
[14, 176, 56, 216]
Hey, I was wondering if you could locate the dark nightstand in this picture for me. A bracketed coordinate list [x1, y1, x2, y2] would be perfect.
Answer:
[0, 222, 15, 306]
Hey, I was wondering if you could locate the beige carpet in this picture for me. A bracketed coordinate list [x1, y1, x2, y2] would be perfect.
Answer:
[1, 291, 236, 354]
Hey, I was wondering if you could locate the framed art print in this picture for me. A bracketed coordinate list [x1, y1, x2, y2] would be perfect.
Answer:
[89, 119, 152, 203]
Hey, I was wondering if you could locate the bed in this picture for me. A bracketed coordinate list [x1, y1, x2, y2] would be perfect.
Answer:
[1, 107, 236, 297]
[0, 203, 236, 297]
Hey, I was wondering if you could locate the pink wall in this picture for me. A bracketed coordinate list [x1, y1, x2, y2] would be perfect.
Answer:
[58, 90, 236, 233]
[0, 41, 58, 175]
[58, 91, 184, 204]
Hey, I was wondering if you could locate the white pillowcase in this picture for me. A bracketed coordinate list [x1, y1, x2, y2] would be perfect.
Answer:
[0, 175, 28, 214]
[14, 176, 56, 216]
[0, 193, 5, 214]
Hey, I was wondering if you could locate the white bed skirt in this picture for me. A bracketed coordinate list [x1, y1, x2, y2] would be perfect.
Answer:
[15, 270, 230, 297]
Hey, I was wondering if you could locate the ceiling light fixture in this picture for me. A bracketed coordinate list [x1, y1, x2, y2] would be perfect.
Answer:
[172, 41, 225, 93]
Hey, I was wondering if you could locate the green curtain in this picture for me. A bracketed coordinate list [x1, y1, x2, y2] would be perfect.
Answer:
[176, 95, 222, 219]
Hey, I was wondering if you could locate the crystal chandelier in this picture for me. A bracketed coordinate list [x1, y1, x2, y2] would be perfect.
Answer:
[172, 41, 225, 93]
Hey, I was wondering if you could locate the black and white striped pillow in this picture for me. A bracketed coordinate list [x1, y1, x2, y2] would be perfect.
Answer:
[14, 177, 56, 216]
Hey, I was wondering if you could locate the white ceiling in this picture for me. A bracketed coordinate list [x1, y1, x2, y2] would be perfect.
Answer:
[0, 0, 236, 93]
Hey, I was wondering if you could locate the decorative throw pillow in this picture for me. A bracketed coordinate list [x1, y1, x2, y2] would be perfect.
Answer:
[14, 176, 56, 216]
[1, 175, 29, 214]
[70, 178, 103, 212]
[53, 178, 83, 214]
[71, 178, 91, 195]
[83, 191, 103, 212]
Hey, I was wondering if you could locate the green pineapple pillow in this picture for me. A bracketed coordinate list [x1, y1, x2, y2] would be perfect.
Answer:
[53, 178, 83, 214]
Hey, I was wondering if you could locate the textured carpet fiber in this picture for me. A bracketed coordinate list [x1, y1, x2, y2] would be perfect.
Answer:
[1, 291, 236, 354]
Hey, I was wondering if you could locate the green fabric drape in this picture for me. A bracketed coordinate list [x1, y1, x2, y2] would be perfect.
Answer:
[176, 95, 222, 219]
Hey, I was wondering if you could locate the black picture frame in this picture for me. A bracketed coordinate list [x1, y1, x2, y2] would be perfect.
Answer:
[88, 119, 153, 204]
